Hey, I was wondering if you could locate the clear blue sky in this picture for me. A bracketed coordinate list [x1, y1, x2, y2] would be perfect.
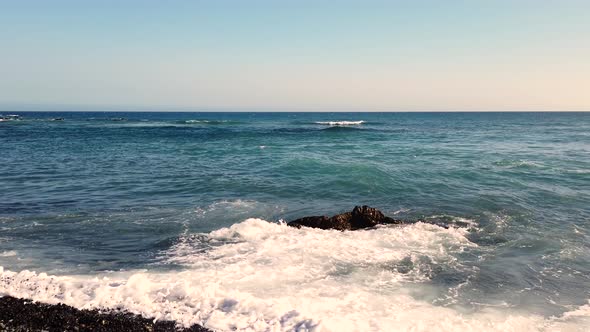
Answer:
[1, 0, 588, 110]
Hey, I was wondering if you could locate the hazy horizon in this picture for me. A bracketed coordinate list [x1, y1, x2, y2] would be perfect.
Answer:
[1, 101, 589, 113]
[1, 104, 589, 112]
[2, 1, 589, 111]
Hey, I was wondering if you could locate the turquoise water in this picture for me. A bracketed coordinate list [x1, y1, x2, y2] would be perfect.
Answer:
[1, 112, 589, 331]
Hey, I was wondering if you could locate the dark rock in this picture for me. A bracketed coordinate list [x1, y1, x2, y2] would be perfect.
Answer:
[287, 216, 330, 229]
[287, 206, 402, 231]
[0, 296, 212, 332]
[328, 212, 353, 230]
[350, 205, 384, 229]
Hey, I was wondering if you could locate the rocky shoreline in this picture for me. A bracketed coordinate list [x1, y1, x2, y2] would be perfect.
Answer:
[0, 206, 431, 332]
[0, 296, 212, 332]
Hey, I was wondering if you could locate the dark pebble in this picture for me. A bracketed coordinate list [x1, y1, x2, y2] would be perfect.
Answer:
[0, 296, 213, 332]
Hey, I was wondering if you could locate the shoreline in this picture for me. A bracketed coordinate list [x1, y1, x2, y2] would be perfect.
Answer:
[0, 296, 212, 332]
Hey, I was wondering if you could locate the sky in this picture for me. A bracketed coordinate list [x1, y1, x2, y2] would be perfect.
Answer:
[0, 0, 589, 111]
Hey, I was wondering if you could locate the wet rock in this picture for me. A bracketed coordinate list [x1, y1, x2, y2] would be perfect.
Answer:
[0, 296, 211, 332]
[287, 206, 402, 231]
[286, 215, 348, 230]
[350, 205, 400, 228]
[329, 212, 353, 230]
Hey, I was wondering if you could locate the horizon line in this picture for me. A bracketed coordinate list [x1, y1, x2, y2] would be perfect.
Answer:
[1, 103, 589, 113]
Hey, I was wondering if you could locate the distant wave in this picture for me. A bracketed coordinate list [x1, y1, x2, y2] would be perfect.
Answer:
[315, 120, 365, 126]
[82, 117, 128, 122]
[94, 119, 244, 128]
[181, 120, 242, 125]
[0, 251, 17, 257]
[492, 159, 544, 169]
[321, 125, 366, 132]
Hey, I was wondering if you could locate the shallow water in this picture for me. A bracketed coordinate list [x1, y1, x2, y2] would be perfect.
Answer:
[1, 112, 589, 331]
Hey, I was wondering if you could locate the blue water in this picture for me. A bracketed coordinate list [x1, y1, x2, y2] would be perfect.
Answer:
[1, 112, 589, 330]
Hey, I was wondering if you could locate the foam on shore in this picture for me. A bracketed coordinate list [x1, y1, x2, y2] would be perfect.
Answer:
[1, 219, 589, 331]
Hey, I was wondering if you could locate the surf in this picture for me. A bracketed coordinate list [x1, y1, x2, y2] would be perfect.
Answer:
[2, 218, 588, 331]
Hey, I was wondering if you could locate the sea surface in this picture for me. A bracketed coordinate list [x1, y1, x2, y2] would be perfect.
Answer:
[0, 111, 589, 331]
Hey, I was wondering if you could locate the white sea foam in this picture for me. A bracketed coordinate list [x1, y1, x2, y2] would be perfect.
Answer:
[493, 159, 543, 169]
[315, 120, 364, 126]
[0, 251, 17, 257]
[423, 215, 479, 230]
[566, 169, 590, 174]
[185, 120, 211, 123]
[1, 219, 588, 331]
[392, 207, 411, 215]
[184, 120, 237, 124]
[185, 120, 221, 124]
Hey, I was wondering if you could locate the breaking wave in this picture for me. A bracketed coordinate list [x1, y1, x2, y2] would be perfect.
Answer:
[2, 218, 588, 331]
[315, 120, 365, 126]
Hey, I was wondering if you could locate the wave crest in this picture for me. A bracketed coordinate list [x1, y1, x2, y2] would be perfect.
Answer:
[315, 120, 365, 126]
[182, 120, 242, 125]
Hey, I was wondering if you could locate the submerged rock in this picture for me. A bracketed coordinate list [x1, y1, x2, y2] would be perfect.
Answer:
[287, 205, 402, 231]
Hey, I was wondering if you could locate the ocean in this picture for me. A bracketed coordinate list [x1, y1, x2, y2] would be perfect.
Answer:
[0, 111, 589, 331]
